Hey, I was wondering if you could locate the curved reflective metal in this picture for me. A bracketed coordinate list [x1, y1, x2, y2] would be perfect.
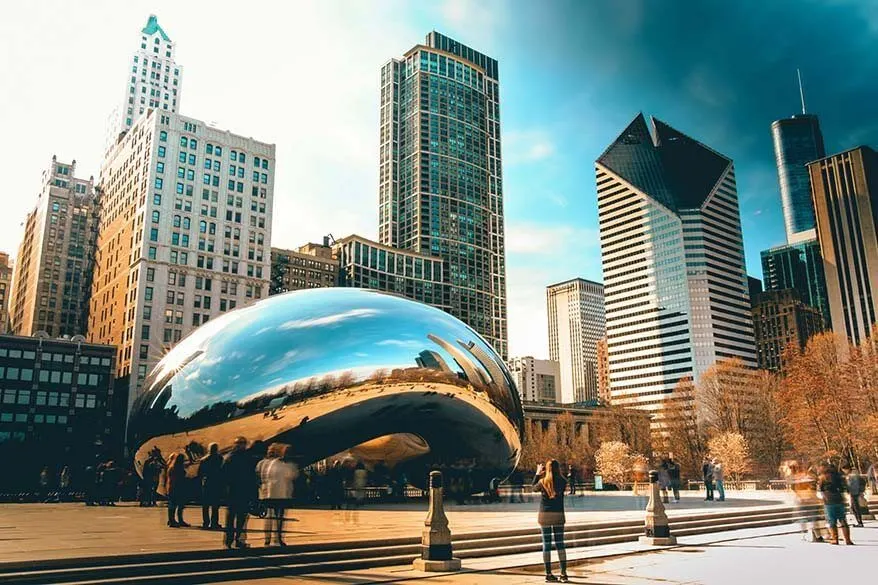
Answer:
[128, 288, 523, 490]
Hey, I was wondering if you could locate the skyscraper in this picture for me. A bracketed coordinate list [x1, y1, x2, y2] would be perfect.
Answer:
[546, 278, 605, 404]
[508, 356, 560, 403]
[760, 239, 830, 327]
[0, 253, 12, 334]
[9, 158, 98, 337]
[808, 146, 878, 345]
[752, 289, 824, 371]
[379, 32, 507, 357]
[771, 113, 825, 243]
[596, 114, 756, 416]
[89, 110, 274, 407]
[107, 15, 182, 147]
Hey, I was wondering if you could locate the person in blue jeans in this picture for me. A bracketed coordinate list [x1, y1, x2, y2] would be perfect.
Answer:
[533, 459, 568, 583]
[818, 464, 853, 545]
[712, 459, 725, 501]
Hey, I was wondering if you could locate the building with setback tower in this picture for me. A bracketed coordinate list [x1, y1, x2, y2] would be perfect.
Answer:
[596, 114, 756, 419]
[378, 32, 507, 357]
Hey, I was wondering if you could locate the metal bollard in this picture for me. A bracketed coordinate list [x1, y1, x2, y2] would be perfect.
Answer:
[638, 469, 677, 545]
[412, 470, 461, 571]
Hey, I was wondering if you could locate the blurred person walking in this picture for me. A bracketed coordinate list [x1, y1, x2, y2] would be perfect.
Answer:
[199, 443, 223, 530]
[58, 466, 71, 502]
[327, 460, 344, 510]
[817, 464, 853, 545]
[713, 459, 725, 501]
[867, 462, 877, 495]
[166, 453, 189, 527]
[352, 462, 368, 508]
[510, 468, 525, 504]
[256, 443, 298, 546]
[533, 459, 568, 583]
[667, 457, 681, 503]
[38, 466, 50, 502]
[223, 436, 256, 549]
[658, 460, 671, 504]
[702, 458, 715, 501]
[842, 465, 865, 527]
[566, 464, 576, 496]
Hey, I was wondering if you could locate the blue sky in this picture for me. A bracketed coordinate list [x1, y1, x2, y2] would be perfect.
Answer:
[1, 0, 877, 358]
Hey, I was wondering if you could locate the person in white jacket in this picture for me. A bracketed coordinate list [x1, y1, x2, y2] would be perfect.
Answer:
[256, 443, 298, 546]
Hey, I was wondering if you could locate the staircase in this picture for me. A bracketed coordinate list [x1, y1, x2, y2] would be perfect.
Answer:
[1, 501, 872, 584]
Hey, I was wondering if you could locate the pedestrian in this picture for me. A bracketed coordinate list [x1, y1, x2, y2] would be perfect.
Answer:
[841, 465, 865, 528]
[352, 462, 368, 508]
[327, 460, 344, 510]
[140, 452, 161, 507]
[712, 459, 725, 501]
[866, 462, 877, 495]
[199, 443, 223, 530]
[566, 464, 576, 496]
[510, 468, 525, 504]
[58, 466, 71, 502]
[702, 457, 714, 501]
[666, 457, 681, 503]
[165, 453, 189, 527]
[817, 463, 853, 545]
[101, 461, 119, 506]
[533, 459, 568, 583]
[256, 443, 298, 547]
[658, 459, 671, 504]
[223, 436, 256, 549]
[38, 466, 50, 502]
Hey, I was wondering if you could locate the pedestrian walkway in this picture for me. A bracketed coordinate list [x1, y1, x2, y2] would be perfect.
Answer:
[0, 491, 790, 563]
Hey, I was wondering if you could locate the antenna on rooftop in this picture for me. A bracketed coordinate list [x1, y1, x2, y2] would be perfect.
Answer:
[797, 69, 806, 115]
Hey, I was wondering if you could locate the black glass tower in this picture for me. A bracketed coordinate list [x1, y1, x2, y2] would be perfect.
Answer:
[770, 114, 825, 241]
[760, 239, 830, 329]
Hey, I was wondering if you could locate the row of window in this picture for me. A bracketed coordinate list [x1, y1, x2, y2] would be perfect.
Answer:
[1, 389, 99, 407]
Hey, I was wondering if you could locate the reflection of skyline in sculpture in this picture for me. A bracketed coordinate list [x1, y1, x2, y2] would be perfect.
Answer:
[128, 289, 523, 491]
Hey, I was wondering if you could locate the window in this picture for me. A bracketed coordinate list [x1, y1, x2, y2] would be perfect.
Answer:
[144, 287, 154, 301]
[154, 178, 163, 189]
[149, 228, 158, 241]
[159, 130, 167, 142]
[152, 211, 160, 223]
[156, 162, 165, 174]
[158, 146, 166, 158]
[231, 150, 237, 161]
[148, 247, 157, 260]
[143, 305, 152, 319]
[153, 194, 162, 205]
[181, 136, 188, 147]
[141, 325, 151, 340]
[206, 144, 213, 154]
[215, 146, 222, 156]
[146, 268, 155, 281]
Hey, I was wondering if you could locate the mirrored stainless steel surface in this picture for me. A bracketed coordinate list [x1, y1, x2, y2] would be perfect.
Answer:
[128, 288, 523, 489]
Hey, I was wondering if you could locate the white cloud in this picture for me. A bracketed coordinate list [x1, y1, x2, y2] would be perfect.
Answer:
[506, 223, 599, 255]
[506, 264, 552, 359]
[279, 308, 379, 330]
[504, 129, 557, 164]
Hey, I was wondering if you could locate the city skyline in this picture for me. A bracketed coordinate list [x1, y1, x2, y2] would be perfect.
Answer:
[2, 1, 878, 359]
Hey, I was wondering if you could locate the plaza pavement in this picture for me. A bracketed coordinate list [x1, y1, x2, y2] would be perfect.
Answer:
[0, 490, 793, 564]
[226, 521, 878, 584]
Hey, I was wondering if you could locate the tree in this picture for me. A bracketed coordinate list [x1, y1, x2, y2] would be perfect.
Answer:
[595, 441, 631, 486]
[696, 358, 756, 437]
[708, 432, 750, 482]
[657, 376, 706, 479]
[748, 369, 790, 477]
[591, 405, 652, 457]
[518, 413, 592, 473]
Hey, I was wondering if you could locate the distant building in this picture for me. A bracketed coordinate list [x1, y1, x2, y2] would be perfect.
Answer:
[761, 239, 830, 327]
[596, 114, 756, 419]
[596, 336, 610, 404]
[522, 401, 651, 446]
[380, 32, 507, 357]
[771, 113, 825, 243]
[0, 334, 123, 490]
[508, 356, 560, 403]
[333, 234, 449, 311]
[809, 146, 878, 345]
[9, 157, 99, 338]
[270, 241, 338, 294]
[752, 289, 824, 371]
[546, 278, 605, 404]
[89, 110, 274, 408]
[0, 254, 12, 334]
[748, 276, 763, 306]
[107, 15, 182, 148]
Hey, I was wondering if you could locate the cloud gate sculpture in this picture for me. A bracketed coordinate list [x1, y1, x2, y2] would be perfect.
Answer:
[128, 288, 523, 490]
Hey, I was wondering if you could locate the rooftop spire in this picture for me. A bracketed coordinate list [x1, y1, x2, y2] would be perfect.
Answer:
[797, 68, 806, 115]
[142, 14, 171, 42]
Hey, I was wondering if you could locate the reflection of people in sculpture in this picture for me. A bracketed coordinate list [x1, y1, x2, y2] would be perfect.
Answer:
[352, 462, 368, 507]
[256, 443, 298, 547]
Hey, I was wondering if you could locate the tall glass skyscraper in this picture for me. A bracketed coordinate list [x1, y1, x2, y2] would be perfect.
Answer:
[379, 32, 507, 357]
[596, 114, 756, 420]
[770, 114, 825, 242]
[760, 239, 830, 328]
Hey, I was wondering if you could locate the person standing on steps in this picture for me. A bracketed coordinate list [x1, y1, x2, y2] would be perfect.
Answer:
[533, 459, 569, 583]
[199, 443, 223, 530]
[223, 436, 256, 549]
[817, 463, 854, 545]
[842, 465, 865, 528]
[712, 458, 725, 501]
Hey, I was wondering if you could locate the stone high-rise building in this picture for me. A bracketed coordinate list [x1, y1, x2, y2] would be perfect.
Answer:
[508, 356, 560, 404]
[89, 110, 274, 407]
[270, 242, 338, 294]
[808, 146, 878, 345]
[546, 278, 605, 404]
[0, 253, 12, 334]
[596, 336, 610, 405]
[107, 15, 182, 147]
[752, 289, 824, 371]
[596, 114, 756, 417]
[760, 239, 830, 328]
[379, 32, 507, 357]
[9, 158, 98, 337]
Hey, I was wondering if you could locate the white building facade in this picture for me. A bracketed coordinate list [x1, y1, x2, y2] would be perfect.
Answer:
[89, 110, 274, 408]
[596, 114, 756, 419]
[546, 278, 605, 404]
[107, 15, 183, 148]
[508, 356, 560, 403]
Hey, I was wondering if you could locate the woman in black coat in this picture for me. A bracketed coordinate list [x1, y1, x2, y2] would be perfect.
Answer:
[533, 459, 568, 582]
